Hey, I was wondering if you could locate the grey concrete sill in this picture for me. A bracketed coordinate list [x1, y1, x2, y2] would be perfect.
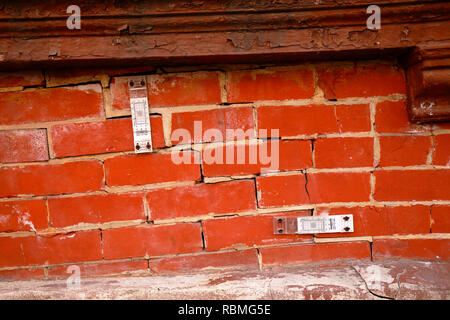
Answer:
[1, 260, 449, 300]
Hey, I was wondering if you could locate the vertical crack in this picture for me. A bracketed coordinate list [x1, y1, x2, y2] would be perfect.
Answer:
[304, 171, 312, 203]
[200, 222, 206, 251]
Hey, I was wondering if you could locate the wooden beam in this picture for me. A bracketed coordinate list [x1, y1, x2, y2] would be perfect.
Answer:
[0, 0, 449, 122]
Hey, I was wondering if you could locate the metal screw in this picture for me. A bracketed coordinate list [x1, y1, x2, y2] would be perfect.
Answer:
[344, 227, 350, 232]
[146, 142, 151, 149]
[343, 216, 350, 221]
[135, 143, 140, 150]
[130, 81, 134, 87]
[278, 228, 283, 234]
[141, 80, 145, 86]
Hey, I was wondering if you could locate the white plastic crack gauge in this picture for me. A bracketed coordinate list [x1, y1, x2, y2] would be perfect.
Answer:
[128, 76, 152, 154]
[273, 215, 354, 234]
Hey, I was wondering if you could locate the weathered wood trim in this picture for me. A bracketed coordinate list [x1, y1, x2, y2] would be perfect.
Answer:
[0, 0, 449, 122]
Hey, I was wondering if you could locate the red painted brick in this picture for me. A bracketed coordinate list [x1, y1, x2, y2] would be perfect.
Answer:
[202, 140, 312, 177]
[432, 134, 450, 166]
[150, 250, 259, 274]
[314, 137, 373, 168]
[432, 122, 450, 131]
[317, 63, 406, 99]
[0, 129, 49, 163]
[110, 76, 131, 111]
[256, 174, 309, 208]
[227, 68, 314, 102]
[307, 172, 371, 203]
[431, 206, 450, 233]
[46, 66, 155, 87]
[0, 268, 45, 281]
[111, 72, 222, 111]
[260, 241, 371, 266]
[102, 223, 203, 260]
[373, 239, 450, 261]
[171, 107, 255, 145]
[375, 100, 429, 134]
[0, 160, 104, 197]
[51, 116, 164, 157]
[315, 205, 430, 238]
[374, 169, 450, 201]
[0, 84, 104, 125]
[148, 71, 222, 107]
[0, 199, 48, 232]
[104, 152, 201, 187]
[258, 104, 370, 137]
[0, 230, 102, 268]
[202, 211, 312, 251]
[379, 135, 431, 167]
[0, 70, 44, 87]
[48, 193, 145, 228]
[48, 260, 148, 279]
[146, 180, 256, 221]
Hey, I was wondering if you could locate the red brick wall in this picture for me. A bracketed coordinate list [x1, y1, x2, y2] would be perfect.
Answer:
[0, 61, 449, 280]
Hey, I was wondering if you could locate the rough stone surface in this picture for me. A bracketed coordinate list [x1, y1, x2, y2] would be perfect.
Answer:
[0, 260, 448, 300]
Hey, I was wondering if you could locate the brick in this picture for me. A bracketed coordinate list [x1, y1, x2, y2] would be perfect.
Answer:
[104, 152, 201, 187]
[148, 71, 222, 107]
[146, 180, 256, 221]
[0, 160, 104, 197]
[51, 115, 164, 157]
[431, 206, 450, 233]
[260, 241, 371, 266]
[307, 172, 371, 203]
[48, 193, 145, 228]
[0, 84, 104, 126]
[0, 268, 45, 281]
[0, 129, 49, 163]
[258, 104, 370, 137]
[317, 62, 406, 99]
[46, 66, 155, 87]
[202, 211, 312, 251]
[150, 250, 259, 274]
[374, 169, 450, 201]
[48, 260, 148, 279]
[202, 140, 312, 177]
[314, 137, 373, 168]
[0, 230, 102, 268]
[315, 205, 430, 238]
[171, 107, 255, 145]
[379, 135, 431, 167]
[432, 122, 450, 131]
[256, 174, 309, 208]
[0, 199, 48, 232]
[227, 68, 314, 102]
[432, 134, 450, 166]
[375, 100, 429, 134]
[102, 223, 203, 260]
[0, 70, 44, 87]
[111, 71, 222, 110]
[110, 76, 131, 111]
[373, 239, 450, 261]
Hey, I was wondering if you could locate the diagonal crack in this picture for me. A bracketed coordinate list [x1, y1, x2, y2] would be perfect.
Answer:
[351, 265, 395, 300]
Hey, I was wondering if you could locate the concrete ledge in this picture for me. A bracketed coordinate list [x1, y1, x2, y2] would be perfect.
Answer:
[1, 260, 449, 300]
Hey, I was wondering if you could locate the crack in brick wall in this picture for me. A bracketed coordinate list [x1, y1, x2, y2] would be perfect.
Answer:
[0, 61, 449, 281]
